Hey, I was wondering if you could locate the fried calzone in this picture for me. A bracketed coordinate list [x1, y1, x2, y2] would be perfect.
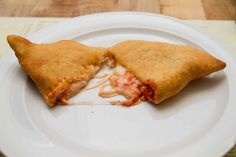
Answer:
[7, 35, 107, 107]
[108, 40, 226, 105]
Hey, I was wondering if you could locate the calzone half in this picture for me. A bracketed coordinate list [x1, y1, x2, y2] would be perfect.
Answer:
[107, 40, 226, 105]
[7, 35, 107, 107]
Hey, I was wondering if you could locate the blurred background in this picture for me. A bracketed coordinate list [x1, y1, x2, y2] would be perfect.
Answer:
[0, 0, 235, 19]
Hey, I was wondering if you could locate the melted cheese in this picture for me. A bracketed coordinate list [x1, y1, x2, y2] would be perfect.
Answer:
[101, 65, 155, 106]
[56, 65, 98, 105]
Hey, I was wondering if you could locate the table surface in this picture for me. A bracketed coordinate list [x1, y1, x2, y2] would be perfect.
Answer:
[0, 0, 236, 20]
[0, 17, 236, 157]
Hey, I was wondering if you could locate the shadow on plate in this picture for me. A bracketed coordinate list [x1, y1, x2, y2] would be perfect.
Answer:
[148, 71, 227, 120]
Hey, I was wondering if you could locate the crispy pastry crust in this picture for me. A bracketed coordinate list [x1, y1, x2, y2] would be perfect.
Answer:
[108, 40, 226, 104]
[7, 35, 107, 107]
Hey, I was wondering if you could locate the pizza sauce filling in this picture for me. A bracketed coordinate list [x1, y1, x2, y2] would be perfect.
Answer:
[98, 67, 155, 106]
[55, 65, 99, 105]
[54, 62, 155, 106]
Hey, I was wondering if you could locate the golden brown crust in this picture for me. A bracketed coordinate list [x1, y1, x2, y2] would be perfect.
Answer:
[7, 35, 107, 107]
[109, 40, 226, 104]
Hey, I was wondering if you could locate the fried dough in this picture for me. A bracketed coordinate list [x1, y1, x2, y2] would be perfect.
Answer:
[108, 40, 226, 104]
[7, 35, 107, 107]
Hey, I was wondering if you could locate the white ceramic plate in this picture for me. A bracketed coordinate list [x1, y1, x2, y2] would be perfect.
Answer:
[0, 12, 236, 157]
